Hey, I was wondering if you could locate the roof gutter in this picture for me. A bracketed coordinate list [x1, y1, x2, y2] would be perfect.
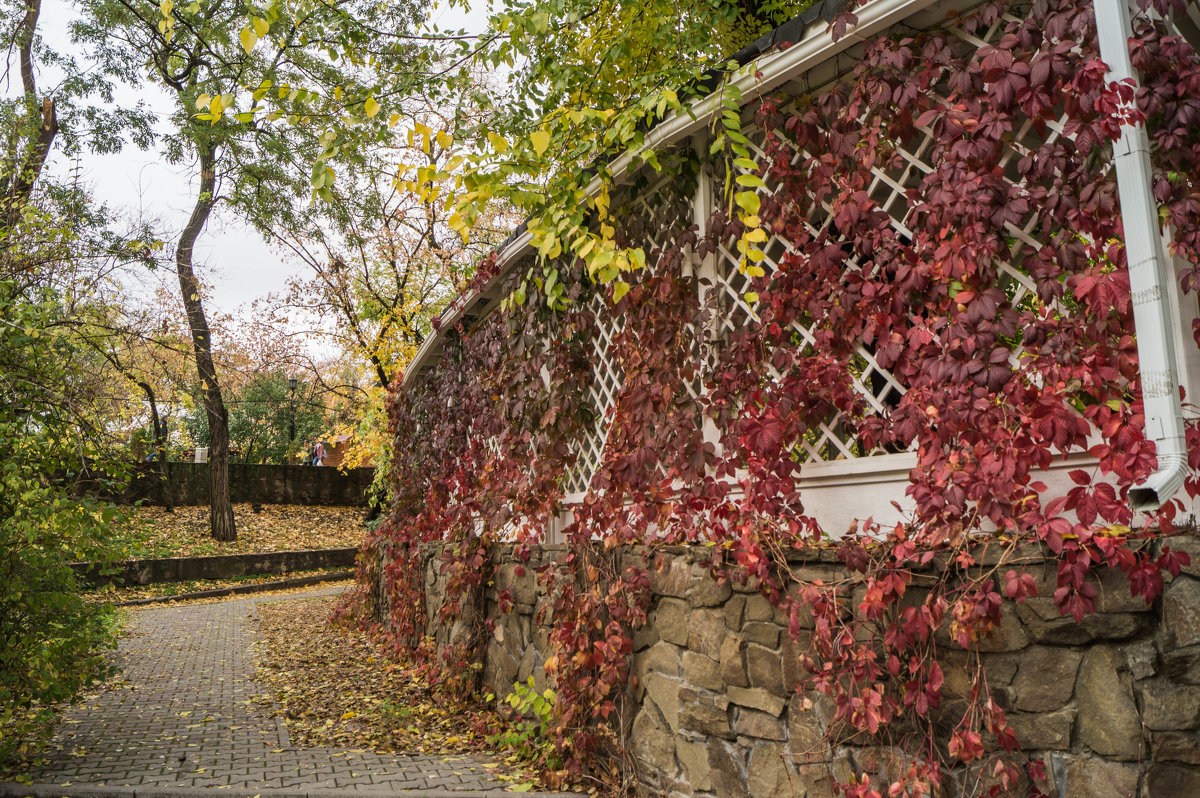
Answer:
[1094, 0, 1188, 510]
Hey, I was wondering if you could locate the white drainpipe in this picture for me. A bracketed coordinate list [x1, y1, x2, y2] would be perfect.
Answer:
[1094, 0, 1188, 510]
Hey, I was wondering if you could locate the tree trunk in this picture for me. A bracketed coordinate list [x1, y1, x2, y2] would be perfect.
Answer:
[176, 142, 235, 541]
[138, 380, 173, 511]
[0, 0, 57, 233]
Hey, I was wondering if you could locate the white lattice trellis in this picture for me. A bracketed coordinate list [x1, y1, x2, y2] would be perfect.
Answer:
[702, 6, 1078, 464]
[560, 168, 692, 494]
[477, 2, 1094, 501]
[563, 292, 626, 494]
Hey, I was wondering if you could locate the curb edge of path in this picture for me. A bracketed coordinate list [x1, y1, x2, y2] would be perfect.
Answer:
[0, 783, 587, 797]
[113, 571, 355, 606]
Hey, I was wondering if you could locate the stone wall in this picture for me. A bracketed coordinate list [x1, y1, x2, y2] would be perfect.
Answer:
[73, 546, 359, 587]
[412, 540, 1200, 797]
[117, 462, 374, 506]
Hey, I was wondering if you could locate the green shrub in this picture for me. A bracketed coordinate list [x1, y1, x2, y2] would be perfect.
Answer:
[487, 677, 560, 766]
[0, 284, 124, 769]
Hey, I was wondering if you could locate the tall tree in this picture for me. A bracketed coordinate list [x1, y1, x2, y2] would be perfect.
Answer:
[71, 0, 426, 539]
[225, 371, 324, 465]
[0, 0, 56, 231]
[388, 0, 818, 302]
[275, 97, 518, 391]
[175, 139, 235, 537]
[0, 0, 152, 763]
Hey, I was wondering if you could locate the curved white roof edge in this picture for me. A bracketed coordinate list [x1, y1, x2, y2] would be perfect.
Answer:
[401, 0, 940, 389]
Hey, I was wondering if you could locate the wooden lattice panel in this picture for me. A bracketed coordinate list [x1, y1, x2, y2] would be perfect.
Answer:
[706, 4, 1075, 464]
[563, 291, 626, 494]
[561, 169, 691, 494]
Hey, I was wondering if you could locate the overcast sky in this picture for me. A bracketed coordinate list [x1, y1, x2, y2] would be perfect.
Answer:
[33, 0, 491, 318]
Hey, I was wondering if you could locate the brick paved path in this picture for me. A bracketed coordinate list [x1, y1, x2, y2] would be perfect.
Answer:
[19, 590, 517, 793]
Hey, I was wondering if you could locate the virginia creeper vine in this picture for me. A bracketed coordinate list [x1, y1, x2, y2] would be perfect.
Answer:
[340, 0, 1200, 793]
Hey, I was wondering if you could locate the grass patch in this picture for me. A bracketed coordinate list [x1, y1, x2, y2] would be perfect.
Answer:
[108, 504, 367, 559]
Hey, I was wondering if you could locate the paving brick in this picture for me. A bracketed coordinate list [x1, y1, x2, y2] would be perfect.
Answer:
[23, 589, 515, 793]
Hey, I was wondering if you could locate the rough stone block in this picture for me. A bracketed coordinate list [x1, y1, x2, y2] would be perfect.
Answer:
[687, 608, 726, 660]
[1018, 611, 1097, 645]
[1164, 644, 1200, 685]
[643, 672, 683, 733]
[1146, 763, 1200, 798]
[721, 634, 749, 688]
[682, 650, 724, 691]
[706, 739, 750, 798]
[1126, 637, 1158, 681]
[1094, 567, 1154, 613]
[1165, 577, 1200, 648]
[941, 650, 973, 699]
[1151, 731, 1200, 765]
[728, 685, 786, 717]
[1077, 647, 1143, 759]
[1055, 756, 1138, 798]
[788, 692, 830, 761]
[981, 653, 1020, 685]
[1083, 612, 1153, 640]
[490, 646, 520, 690]
[632, 620, 659, 651]
[733, 708, 786, 741]
[516, 645, 535, 682]
[747, 741, 795, 797]
[688, 562, 733, 607]
[746, 643, 786, 696]
[640, 641, 683, 678]
[974, 603, 1030, 652]
[724, 594, 746, 630]
[1008, 707, 1075, 750]
[1169, 536, 1200, 579]
[797, 763, 838, 798]
[1141, 679, 1200, 731]
[745, 593, 775, 623]
[631, 704, 679, 778]
[655, 598, 689, 646]
[1166, 535, 1200, 578]
[731, 574, 762, 594]
[649, 555, 691, 598]
[680, 702, 734, 739]
[1011, 647, 1082, 712]
[780, 632, 804, 693]
[743, 621, 782, 648]
[675, 739, 713, 792]
[497, 562, 537, 606]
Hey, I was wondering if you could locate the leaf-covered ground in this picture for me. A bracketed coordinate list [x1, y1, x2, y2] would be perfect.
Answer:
[109, 504, 368, 559]
[125, 579, 360, 608]
[253, 596, 543, 790]
[81, 568, 352, 604]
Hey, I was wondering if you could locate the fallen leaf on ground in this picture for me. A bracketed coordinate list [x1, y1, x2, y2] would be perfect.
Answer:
[253, 595, 539, 790]
[82, 568, 350, 604]
[109, 504, 368, 559]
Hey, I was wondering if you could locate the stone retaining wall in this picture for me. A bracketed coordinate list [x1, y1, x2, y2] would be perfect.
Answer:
[75, 546, 359, 587]
[412, 540, 1200, 797]
[117, 462, 374, 506]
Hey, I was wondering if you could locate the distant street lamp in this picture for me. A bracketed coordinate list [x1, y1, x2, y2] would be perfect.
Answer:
[288, 376, 297, 462]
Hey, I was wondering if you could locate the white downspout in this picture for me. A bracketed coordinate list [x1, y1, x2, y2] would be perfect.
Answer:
[1094, 0, 1188, 510]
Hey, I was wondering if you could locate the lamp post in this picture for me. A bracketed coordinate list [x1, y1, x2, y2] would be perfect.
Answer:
[288, 376, 297, 463]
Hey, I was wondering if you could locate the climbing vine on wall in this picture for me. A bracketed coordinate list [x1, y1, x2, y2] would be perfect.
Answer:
[340, 0, 1200, 793]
